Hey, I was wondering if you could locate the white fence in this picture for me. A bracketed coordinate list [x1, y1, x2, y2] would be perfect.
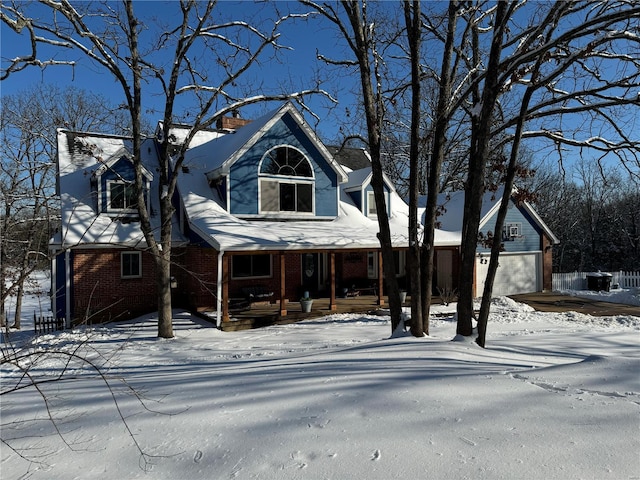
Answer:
[552, 271, 640, 291]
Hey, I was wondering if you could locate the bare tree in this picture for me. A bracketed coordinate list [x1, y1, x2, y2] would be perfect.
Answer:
[465, 0, 640, 345]
[302, 0, 404, 331]
[413, 1, 462, 336]
[403, 0, 424, 336]
[1, 86, 131, 329]
[2, 1, 331, 338]
[533, 162, 640, 273]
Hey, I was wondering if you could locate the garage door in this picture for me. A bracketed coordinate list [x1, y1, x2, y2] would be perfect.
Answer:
[476, 251, 542, 297]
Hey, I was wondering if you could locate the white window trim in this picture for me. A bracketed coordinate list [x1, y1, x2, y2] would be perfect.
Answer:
[258, 178, 315, 215]
[121, 251, 142, 279]
[367, 190, 389, 219]
[259, 145, 315, 178]
[106, 179, 142, 214]
[231, 254, 273, 280]
[504, 222, 523, 240]
[258, 145, 315, 216]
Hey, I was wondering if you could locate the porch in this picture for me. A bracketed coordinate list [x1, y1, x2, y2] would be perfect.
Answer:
[215, 294, 389, 331]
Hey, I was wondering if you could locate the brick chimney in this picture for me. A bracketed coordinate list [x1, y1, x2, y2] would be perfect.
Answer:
[216, 110, 252, 131]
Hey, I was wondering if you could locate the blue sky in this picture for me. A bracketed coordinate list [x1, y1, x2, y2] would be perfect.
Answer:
[1, 1, 637, 180]
[1, 1, 357, 141]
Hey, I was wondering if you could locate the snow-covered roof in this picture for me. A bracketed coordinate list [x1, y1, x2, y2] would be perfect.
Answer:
[429, 190, 500, 232]
[54, 103, 461, 253]
[420, 188, 559, 244]
[53, 129, 187, 249]
[176, 157, 427, 251]
[341, 167, 397, 196]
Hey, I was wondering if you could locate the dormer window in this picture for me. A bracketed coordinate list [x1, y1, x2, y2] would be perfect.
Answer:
[367, 190, 389, 219]
[92, 152, 153, 217]
[259, 146, 314, 214]
[108, 180, 138, 212]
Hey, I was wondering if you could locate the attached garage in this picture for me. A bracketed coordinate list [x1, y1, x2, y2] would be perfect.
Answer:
[476, 251, 543, 297]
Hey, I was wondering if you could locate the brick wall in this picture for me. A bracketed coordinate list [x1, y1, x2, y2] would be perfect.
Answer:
[337, 251, 370, 286]
[72, 249, 157, 324]
[181, 246, 218, 311]
[72, 246, 460, 320]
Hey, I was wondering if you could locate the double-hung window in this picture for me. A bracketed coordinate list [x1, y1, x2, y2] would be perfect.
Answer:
[121, 251, 142, 278]
[259, 146, 314, 214]
[108, 180, 138, 212]
[367, 190, 389, 219]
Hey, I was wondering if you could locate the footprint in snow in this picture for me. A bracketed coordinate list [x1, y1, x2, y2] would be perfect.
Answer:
[194, 450, 203, 463]
[371, 449, 381, 461]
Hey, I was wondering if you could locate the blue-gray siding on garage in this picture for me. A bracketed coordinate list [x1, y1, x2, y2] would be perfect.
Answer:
[477, 201, 542, 253]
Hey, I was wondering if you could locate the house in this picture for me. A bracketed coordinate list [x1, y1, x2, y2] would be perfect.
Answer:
[50, 102, 557, 328]
[49, 103, 444, 327]
[428, 189, 559, 297]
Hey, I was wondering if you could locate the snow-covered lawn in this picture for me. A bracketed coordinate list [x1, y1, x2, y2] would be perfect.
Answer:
[2, 273, 639, 480]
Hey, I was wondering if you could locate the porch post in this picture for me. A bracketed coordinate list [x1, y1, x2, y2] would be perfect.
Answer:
[279, 251, 287, 316]
[377, 250, 384, 306]
[222, 253, 230, 323]
[329, 251, 337, 311]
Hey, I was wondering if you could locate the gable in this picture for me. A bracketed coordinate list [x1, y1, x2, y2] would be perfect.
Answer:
[227, 113, 340, 218]
[433, 188, 558, 246]
[201, 103, 347, 182]
[477, 201, 544, 253]
[54, 130, 187, 249]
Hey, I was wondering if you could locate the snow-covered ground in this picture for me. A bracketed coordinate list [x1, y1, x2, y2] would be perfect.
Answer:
[2, 272, 639, 480]
[560, 285, 640, 307]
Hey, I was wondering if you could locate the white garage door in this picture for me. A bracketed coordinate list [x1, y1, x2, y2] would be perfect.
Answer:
[476, 252, 542, 297]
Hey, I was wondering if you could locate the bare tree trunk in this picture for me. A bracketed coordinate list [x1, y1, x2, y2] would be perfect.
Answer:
[420, 0, 460, 336]
[456, 1, 511, 336]
[341, 0, 403, 331]
[404, 0, 423, 337]
[156, 248, 173, 338]
[12, 277, 23, 330]
[476, 51, 547, 348]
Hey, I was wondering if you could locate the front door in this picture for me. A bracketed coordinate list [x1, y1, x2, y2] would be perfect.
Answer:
[301, 253, 319, 296]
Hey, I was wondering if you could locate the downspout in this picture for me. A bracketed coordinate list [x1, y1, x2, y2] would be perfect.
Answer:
[216, 250, 224, 328]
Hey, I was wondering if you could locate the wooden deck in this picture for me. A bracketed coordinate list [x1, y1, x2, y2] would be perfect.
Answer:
[215, 295, 390, 331]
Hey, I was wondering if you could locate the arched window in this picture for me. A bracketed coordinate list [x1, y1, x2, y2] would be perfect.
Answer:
[259, 146, 314, 214]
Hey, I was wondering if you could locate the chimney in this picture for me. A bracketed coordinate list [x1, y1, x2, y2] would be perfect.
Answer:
[216, 110, 252, 131]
